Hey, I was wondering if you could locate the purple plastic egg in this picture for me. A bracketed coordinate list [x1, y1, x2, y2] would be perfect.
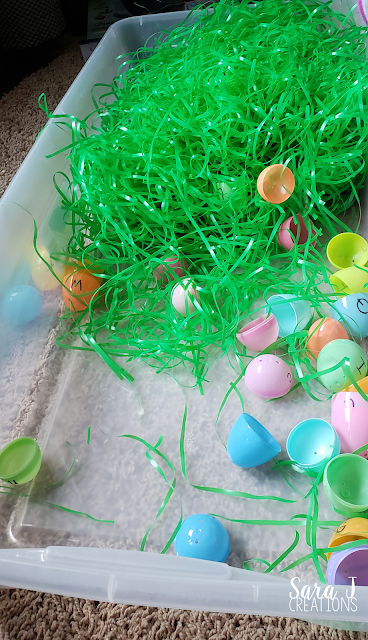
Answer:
[327, 547, 368, 586]
[244, 354, 293, 399]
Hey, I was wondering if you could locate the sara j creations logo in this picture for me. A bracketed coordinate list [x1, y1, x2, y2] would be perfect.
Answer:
[289, 577, 358, 613]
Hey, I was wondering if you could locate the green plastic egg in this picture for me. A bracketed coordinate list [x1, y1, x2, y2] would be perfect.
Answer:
[317, 339, 367, 392]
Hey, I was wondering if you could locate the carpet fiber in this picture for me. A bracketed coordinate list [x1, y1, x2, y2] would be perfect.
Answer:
[0, 31, 367, 640]
[0, 592, 363, 640]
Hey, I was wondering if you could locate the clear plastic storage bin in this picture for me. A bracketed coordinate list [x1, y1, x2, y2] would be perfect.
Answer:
[1, 2, 368, 630]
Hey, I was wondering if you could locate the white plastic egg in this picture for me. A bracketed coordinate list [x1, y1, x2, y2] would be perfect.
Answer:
[171, 278, 200, 316]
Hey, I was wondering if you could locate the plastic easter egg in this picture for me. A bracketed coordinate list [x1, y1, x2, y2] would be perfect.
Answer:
[331, 293, 368, 339]
[227, 413, 281, 468]
[267, 294, 311, 337]
[31, 246, 64, 291]
[244, 354, 293, 399]
[306, 317, 349, 362]
[327, 233, 368, 270]
[171, 278, 200, 316]
[277, 214, 316, 251]
[330, 266, 368, 296]
[216, 182, 232, 201]
[236, 314, 279, 351]
[327, 518, 368, 559]
[0, 437, 41, 485]
[331, 390, 368, 454]
[153, 254, 189, 283]
[63, 267, 102, 312]
[175, 514, 230, 562]
[323, 453, 368, 513]
[286, 419, 340, 475]
[317, 340, 367, 393]
[48, 206, 67, 234]
[257, 164, 295, 204]
[343, 376, 368, 394]
[358, 0, 368, 24]
[1, 285, 42, 326]
[327, 547, 368, 586]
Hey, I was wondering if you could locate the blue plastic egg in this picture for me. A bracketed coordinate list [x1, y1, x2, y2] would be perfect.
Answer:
[1, 285, 42, 326]
[227, 413, 281, 468]
[331, 293, 368, 339]
[287, 418, 340, 474]
[175, 514, 230, 562]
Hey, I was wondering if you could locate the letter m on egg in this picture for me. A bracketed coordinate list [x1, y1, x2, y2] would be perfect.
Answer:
[72, 279, 82, 291]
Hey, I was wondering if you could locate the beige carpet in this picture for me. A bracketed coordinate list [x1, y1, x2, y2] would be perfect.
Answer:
[0, 592, 357, 640]
[0, 31, 367, 640]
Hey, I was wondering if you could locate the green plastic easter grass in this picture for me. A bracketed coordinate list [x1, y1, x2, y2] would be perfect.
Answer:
[38, 0, 368, 389]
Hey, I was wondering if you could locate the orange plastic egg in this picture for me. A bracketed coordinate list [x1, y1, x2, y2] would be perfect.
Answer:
[63, 267, 102, 311]
[257, 164, 295, 204]
[306, 317, 349, 361]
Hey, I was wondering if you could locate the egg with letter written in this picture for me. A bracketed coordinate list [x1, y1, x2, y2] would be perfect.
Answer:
[331, 293, 368, 339]
[63, 267, 102, 311]
[244, 354, 293, 399]
[317, 339, 367, 392]
[331, 386, 368, 454]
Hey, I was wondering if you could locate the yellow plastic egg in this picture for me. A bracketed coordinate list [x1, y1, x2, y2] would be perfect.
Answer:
[31, 246, 64, 291]
[327, 518, 368, 559]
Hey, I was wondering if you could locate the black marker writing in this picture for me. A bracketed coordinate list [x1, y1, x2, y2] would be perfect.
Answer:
[73, 279, 82, 291]
[357, 359, 366, 374]
[357, 298, 368, 314]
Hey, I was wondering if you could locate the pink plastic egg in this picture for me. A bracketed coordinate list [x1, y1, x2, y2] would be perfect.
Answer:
[236, 314, 279, 352]
[244, 354, 293, 399]
[331, 391, 368, 455]
[154, 254, 188, 283]
[277, 214, 316, 251]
